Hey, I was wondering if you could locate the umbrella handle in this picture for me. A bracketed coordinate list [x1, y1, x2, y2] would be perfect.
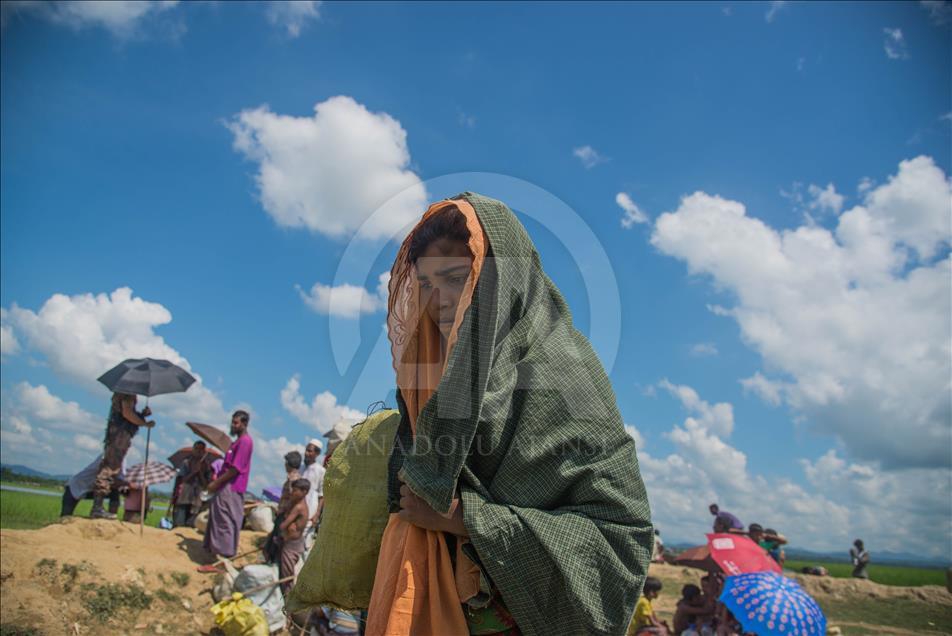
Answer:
[140, 426, 151, 537]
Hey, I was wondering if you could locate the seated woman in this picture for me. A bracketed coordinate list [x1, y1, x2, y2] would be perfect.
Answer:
[122, 484, 149, 524]
[367, 193, 654, 635]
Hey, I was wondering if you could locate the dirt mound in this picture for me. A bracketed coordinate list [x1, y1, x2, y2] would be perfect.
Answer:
[646, 562, 952, 606]
[0, 517, 266, 635]
[793, 570, 952, 606]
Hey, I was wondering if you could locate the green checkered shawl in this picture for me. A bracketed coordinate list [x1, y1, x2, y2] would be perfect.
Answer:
[387, 192, 653, 636]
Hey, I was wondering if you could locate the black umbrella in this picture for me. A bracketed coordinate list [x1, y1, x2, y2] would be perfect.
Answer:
[97, 358, 196, 397]
[97, 358, 196, 536]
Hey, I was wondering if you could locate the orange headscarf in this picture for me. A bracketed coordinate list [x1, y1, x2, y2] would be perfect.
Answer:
[366, 199, 486, 636]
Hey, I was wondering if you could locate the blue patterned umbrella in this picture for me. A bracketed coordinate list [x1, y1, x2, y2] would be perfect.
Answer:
[720, 572, 826, 636]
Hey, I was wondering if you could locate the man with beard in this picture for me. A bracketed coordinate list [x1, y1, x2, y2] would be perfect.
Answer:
[199, 410, 254, 570]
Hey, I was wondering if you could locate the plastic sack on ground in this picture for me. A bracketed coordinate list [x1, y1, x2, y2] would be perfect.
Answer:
[211, 592, 269, 636]
[213, 560, 241, 603]
[234, 563, 284, 633]
[247, 505, 274, 533]
[286, 408, 400, 614]
[195, 509, 209, 534]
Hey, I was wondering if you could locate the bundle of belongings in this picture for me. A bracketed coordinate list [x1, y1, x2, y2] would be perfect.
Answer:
[286, 408, 401, 628]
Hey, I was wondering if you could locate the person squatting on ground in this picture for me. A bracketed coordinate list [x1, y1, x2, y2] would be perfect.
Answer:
[201, 410, 254, 565]
[278, 477, 311, 594]
[91, 392, 154, 519]
[61, 453, 124, 517]
[366, 193, 653, 635]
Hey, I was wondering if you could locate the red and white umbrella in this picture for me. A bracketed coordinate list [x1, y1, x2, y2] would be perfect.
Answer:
[125, 461, 177, 488]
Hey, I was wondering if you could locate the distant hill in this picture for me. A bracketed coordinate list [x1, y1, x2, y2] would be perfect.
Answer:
[0, 464, 70, 482]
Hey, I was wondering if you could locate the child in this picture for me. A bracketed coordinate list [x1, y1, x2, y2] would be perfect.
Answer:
[762, 528, 786, 566]
[277, 451, 303, 516]
[673, 584, 716, 635]
[265, 451, 303, 564]
[278, 478, 311, 593]
[628, 577, 671, 635]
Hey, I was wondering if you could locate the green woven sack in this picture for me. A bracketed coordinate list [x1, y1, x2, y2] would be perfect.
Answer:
[286, 408, 400, 613]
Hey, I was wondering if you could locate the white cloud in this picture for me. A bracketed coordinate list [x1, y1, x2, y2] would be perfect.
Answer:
[721, 6, 733, 16]
[11, 382, 103, 435]
[297, 272, 389, 318]
[0, 382, 103, 474]
[74, 433, 102, 452]
[625, 423, 646, 450]
[799, 450, 951, 556]
[1, 1, 180, 37]
[765, 1, 787, 23]
[690, 342, 718, 357]
[883, 27, 910, 60]
[616, 192, 649, 228]
[3, 288, 230, 427]
[638, 383, 950, 559]
[280, 375, 362, 434]
[796, 56, 805, 72]
[782, 182, 846, 218]
[227, 96, 427, 241]
[659, 379, 734, 438]
[807, 183, 845, 215]
[651, 157, 952, 469]
[740, 372, 783, 406]
[0, 309, 20, 357]
[248, 434, 300, 492]
[265, 1, 321, 38]
[920, 0, 952, 25]
[861, 156, 950, 260]
[573, 145, 608, 169]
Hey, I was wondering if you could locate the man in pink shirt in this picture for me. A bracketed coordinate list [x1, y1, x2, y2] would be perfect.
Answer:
[201, 410, 254, 567]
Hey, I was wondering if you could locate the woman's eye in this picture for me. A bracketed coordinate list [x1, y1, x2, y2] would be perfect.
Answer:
[419, 281, 432, 290]
[449, 276, 465, 285]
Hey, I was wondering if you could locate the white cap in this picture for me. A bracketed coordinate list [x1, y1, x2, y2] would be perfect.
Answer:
[307, 438, 323, 451]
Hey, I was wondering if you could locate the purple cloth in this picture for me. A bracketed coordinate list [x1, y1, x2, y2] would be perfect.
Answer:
[262, 486, 282, 503]
[203, 483, 243, 558]
[715, 510, 744, 531]
[211, 458, 224, 478]
[222, 433, 253, 494]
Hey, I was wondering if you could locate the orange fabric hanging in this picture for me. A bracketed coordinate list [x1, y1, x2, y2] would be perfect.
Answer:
[366, 199, 486, 636]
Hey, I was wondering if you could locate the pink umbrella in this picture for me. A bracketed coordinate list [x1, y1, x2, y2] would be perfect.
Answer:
[707, 533, 781, 575]
[673, 534, 782, 575]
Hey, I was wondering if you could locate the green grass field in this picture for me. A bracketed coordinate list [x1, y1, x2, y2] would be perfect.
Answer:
[785, 558, 947, 587]
[0, 480, 170, 501]
[0, 489, 167, 530]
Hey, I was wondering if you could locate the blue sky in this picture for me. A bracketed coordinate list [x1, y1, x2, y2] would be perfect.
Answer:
[2, 1, 950, 559]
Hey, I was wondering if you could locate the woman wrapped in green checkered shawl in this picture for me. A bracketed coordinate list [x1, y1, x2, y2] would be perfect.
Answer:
[378, 192, 653, 636]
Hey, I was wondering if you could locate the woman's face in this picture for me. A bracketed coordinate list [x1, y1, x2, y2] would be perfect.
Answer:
[416, 238, 473, 338]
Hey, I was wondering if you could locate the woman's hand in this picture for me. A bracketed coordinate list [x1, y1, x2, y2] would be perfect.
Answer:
[398, 484, 469, 536]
